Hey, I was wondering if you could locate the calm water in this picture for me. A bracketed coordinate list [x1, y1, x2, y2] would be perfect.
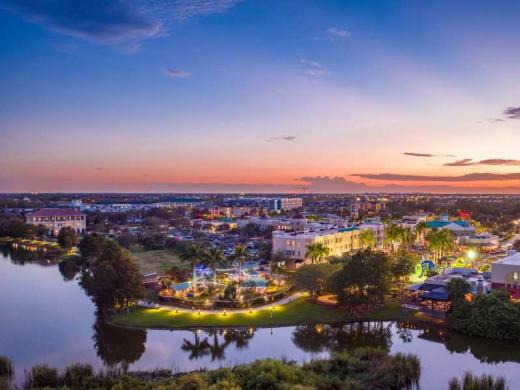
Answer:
[1, 247, 520, 389]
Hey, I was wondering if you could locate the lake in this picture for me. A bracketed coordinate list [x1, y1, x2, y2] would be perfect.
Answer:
[1, 246, 520, 389]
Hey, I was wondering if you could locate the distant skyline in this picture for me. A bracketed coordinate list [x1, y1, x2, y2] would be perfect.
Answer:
[1, 0, 520, 193]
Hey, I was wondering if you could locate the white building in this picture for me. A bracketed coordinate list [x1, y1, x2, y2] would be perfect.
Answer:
[491, 252, 520, 295]
[26, 208, 86, 235]
[238, 217, 308, 232]
[357, 219, 385, 247]
[272, 226, 362, 260]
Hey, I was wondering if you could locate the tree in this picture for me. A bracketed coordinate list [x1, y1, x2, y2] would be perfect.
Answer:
[58, 227, 79, 250]
[391, 252, 419, 288]
[513, 239, 520, 252]
[80, 241, 144, 311]
[384, 224, 404, 253]
[359, 229, 377, 249]
[426, 229, 455, 262]
[0, 218, 34, 239]
[203, 247, 225, 286]
[179, 243, 205, 293]
[305, 242, 330, 264]
[447, 278, 471, 304]
[293, 263, 341, 298]
[232, 244, 249, 293]
[415, 221, 428, 245]
[79, 234, 107, 258]
[329, 250, 392, 311]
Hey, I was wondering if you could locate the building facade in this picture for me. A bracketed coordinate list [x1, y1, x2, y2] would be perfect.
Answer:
[491, 252, 520, 295]
[272, 227, 362, 260]
[26, 208, 86, 235]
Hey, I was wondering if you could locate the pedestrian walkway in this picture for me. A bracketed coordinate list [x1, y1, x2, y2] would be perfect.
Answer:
[138, 292, 303, 314]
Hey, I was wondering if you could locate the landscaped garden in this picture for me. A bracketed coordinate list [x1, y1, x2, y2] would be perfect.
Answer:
[110, 296, 425, 329]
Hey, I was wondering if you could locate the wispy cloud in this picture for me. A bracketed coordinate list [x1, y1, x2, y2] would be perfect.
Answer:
[164, 68, 192, 78]
[444, 158, 520, 167]
[300, 58, 328, 77]
[0, 0, 240, 48]
[403, 152, 456, 158]
[352, 172, 520, 182]
[268, 136, 296, 142]
[327, 27, 350, 38]
[504, 106, 520, 119]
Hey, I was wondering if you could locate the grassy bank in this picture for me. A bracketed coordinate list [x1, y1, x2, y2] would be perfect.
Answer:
[110, 298, 438, 329]
[130, 249, 186, 274]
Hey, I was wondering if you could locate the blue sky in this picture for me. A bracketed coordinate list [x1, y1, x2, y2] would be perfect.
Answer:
[1, 0, 520, 193]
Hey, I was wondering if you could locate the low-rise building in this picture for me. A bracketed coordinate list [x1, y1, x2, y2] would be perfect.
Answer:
[491, 252, 520, 297]
[463, 232, 499, 251]
[26, 208, 86, 235]
[272, 226, 362, 260]
[426, 215, 475, 237]
[239, 217, 308, 232]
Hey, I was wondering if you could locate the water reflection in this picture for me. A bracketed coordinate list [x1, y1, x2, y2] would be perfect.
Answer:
[92, 317, 147, 369]
[0, 245, 44, 265]
[4, 247, 520, 389]
[58, 258, 79, 281]
[292, 322, 392, 354]
[181, 328, 256, 361]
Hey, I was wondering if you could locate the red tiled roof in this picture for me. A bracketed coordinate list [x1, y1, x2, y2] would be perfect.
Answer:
[27, 208, 85, 217]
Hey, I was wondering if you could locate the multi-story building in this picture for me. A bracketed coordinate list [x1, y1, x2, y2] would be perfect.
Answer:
[272, 226, 362, 260]
[357, 219, 385, 248]
[26, 208, 86, 235]
[239, 216, 308, 232]
[269, 197, 303, 211]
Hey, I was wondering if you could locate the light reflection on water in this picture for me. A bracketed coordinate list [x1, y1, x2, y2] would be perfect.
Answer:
[1, 247, 520, 389]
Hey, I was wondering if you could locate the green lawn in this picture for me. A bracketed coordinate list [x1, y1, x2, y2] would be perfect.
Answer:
[131, 249, 186, 274]
[110, 298, 423, 329]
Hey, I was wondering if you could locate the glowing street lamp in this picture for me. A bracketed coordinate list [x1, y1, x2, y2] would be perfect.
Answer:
[466, 249, 478, 261]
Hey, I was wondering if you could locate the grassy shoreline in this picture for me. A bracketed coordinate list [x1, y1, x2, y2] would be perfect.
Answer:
[110, 298, 443, 330]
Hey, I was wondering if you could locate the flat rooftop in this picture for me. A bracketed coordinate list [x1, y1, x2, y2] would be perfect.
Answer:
[494, 252, 520, 265]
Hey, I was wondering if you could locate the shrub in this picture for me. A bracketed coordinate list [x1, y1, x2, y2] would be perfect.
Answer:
[449, 372, 506, 390]
[63, 363, 94, 389]
[0, 356, 13, 381]
[25, 365, 58, 389]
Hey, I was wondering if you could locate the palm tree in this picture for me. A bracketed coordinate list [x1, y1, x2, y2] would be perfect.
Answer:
[426, 229, 455, 262]
[179, 243, 205, 292]
[232, 244, 249, 293]
[359, 229, 377, 249]
[305, 242, 330, 264]
[203, 247, 225, 286]
[384, 224, 404, 253]
[415, 221, 428, 246]
[181, 331, 210, 360]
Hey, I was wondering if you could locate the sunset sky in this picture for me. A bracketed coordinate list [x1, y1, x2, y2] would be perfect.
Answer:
[1, 0, 520, 193]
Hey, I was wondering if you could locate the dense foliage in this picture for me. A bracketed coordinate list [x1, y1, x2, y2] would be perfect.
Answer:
[293, 263, 341, 298]
[329, 250, 393, 309]
[57, 227, 79, 249]
[0, 348, 421, 390]
[80, 241, 144, 311]
[449, 282, 520, 340]
[79, 234, 108, 258]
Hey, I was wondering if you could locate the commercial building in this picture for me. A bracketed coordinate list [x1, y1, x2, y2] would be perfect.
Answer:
[239, 216, 308, 232]
[426, 215, 476, 237]
[491, 252, 520, 297]
[26, 208, 86, 235]
[272, 226, 362, 260]
[269, 197, 303, 211]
